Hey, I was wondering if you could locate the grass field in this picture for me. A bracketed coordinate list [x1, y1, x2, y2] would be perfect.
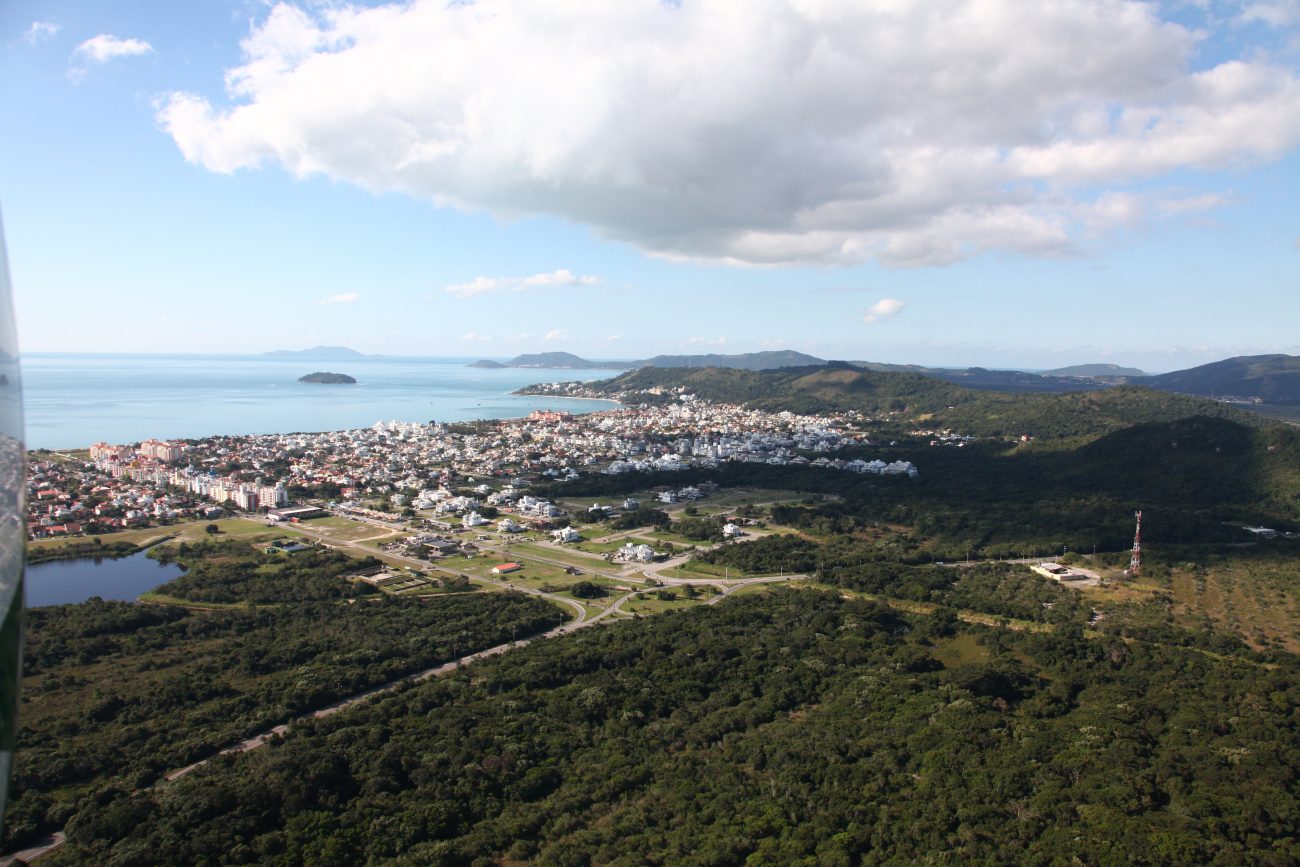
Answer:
[29, 518, 276, 554]
[509, 542, 610, 570]
[659, 560, 791, 580]
[356, 534, 411, 550]
[620, 592, 709, 615]
[1157, 550, 1300, 652]
[646, 529, 711, 547]
[573, 537, 642, 555]
[931, 632, 992, 668]
[297, 516, 394, 542]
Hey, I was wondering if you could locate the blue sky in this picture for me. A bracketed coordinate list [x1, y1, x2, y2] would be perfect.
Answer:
[2, 1, 1298, 372]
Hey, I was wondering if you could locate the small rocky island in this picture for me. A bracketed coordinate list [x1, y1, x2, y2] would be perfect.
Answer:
[299, 371, 357, 384]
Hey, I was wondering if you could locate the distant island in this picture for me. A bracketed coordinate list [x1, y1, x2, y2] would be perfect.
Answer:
[265, 346, 370, 361]
[299, 371, 357, 384]
[470, 352, 635, 370]
[469, 350, 822, 372]
[639, 350, 825, 370]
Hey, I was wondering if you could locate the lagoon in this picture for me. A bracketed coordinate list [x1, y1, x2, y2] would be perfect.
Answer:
[26, 550, 185, 607]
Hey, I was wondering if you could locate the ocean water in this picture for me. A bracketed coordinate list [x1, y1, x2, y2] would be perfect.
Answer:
[21, 354, 621, 449]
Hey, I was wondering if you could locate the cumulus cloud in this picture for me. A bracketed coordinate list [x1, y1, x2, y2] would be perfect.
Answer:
[1239, 2, 1300, 28]
[444, 269, 600, 298]
[1154, 193, 1232, 216]
[461, 331, 492, 341]
[863, 298, 906, 325]
[318, 291, 358, 305]
[24, 21, 61, 45]
[688, 336, 729, 347]
[543, 329, 569, 342]
[157, 0, 1300, 267]
[74, 34, 152, 64]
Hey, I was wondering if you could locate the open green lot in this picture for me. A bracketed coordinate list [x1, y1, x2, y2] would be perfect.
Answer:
[931, 632, 993, 668]
[620, 590, 711, 615]
[646, 529, 711, 547]
[356, 534, 411, 550]
[438, 554, 573, 587]
[29, 518, 276, 555]
[659, 560, 791, 580]
[573, 537, 645, 555]
[510, 542, 610, 570]
[297, 515, 395, 541]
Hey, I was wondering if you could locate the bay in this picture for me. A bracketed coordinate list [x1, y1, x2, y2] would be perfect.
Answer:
[20, 354, 621, 449]
[25, 550, 185, 607]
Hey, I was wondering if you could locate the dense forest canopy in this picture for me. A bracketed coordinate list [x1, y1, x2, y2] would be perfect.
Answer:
[5, 547, 565, 853]
[47, 591, 1300, 865]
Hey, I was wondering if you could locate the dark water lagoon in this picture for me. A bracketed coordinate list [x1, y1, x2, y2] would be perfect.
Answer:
[26, 550, 184, 607]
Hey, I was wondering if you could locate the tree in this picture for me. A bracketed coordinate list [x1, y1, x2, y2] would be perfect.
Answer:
[204, 524, 220, 535]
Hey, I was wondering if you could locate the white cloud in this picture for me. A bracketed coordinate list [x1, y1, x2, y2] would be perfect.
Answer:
[24, 21, 61, 45]
[603, 334, 622, 343]
[74, 34, 153, 64]
[1154, 192, 1232, 216]
[687, 336, 729, 347]
[1239, 1, 1300, 28]
[157, 1, 1300, 267]
[863, 298, 906, 325]
[443, 269, 600, 298]
[318, 291, 358, 305]
[460, 330, 492, 341]
[543, 329, 569, 342]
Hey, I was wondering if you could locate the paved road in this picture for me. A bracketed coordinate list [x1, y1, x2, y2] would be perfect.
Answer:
[2, 832, 65, 865]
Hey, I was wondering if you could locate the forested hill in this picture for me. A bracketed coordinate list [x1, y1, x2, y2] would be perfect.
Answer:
[1134, 353, 1300, 404]
[595, 364, 1272, 439]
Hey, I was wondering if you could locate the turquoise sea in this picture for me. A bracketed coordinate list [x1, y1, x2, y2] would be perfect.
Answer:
[21, 354, 621, 450]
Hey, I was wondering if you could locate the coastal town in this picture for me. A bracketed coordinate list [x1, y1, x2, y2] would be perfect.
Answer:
[26, 392, 921, 541]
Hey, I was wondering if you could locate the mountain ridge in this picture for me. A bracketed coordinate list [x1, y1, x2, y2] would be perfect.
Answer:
[1134, 353, 1300, 405]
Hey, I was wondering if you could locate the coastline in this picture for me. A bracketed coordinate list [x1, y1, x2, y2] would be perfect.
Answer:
[22, 355, 628, 449]
[513, 393, 622, 406]
[34, 393, 625, 451]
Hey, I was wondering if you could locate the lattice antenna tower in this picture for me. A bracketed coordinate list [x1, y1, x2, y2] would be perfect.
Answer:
[1128, 510, 1143, 576]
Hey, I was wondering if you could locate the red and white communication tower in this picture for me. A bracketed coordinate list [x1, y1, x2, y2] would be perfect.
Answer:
[1128, 510, 1143, 576]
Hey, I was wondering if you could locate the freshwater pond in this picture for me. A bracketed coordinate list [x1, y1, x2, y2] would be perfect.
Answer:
[26, 550, 184, 607]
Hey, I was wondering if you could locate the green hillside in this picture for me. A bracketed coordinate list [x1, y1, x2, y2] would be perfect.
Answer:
[1139, 354, 1300, 404]
[598, 364, 1268, 439]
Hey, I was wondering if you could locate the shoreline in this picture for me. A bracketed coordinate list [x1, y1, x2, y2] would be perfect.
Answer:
[22, 355, 629, 451]
[29, 393, 624, 452]
[512, 393, 622, 405]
